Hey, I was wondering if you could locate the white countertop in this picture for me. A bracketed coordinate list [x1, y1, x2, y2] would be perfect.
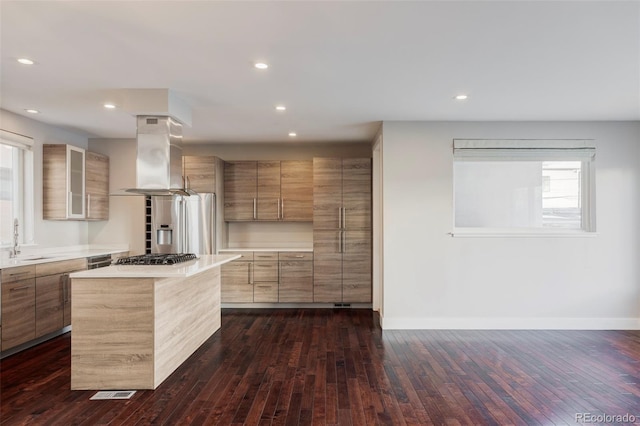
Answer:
[0, 245, 129, 269]
[69, 254, 241, 279]
[219, 248, 313, 252]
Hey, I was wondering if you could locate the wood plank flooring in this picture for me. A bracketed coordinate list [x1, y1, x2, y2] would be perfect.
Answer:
[1, 309, 640, 425]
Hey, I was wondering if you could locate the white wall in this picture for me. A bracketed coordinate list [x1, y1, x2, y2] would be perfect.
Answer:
[381, 121, 640, 329]
[0, 109, 90, 249]
[87, 138, 145, 255]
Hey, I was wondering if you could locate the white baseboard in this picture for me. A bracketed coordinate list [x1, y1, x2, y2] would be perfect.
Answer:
[379, 316, 640, 330]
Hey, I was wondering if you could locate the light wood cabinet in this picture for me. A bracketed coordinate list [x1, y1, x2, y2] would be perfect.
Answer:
[224, 162, 257, 221]
[313, 158, 372, 303]
[253, 260, 278, 302]
[85, 151, 109, 220]
[221, 251, 314, 303]
[224, 160, 312, 222]
[183, 156, 219, 193]
[221, 252, 253, 302]
[279, 252, 313, 303]
[280, 161, 313, 221]
[1, 267, 36, 351]
[1, 258, 87, 352]
[35, 274, 65, 336]
[44, 144, 110, 221]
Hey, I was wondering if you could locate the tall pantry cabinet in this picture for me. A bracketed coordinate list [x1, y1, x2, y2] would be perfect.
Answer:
[313, 158, 372, 303]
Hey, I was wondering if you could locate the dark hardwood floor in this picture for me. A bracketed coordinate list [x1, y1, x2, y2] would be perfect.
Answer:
[1, 309, 640, 425]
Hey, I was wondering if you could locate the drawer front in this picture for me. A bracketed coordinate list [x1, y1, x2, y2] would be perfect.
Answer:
[253, 252, 279, 261]
[253, 262, 278, 282]
[253, 282, 278, 303]
[222, 251, 254, 261]
[278, 252, 313, 261]
[36, 258, 87, 277]
[1, 265, 36, 283]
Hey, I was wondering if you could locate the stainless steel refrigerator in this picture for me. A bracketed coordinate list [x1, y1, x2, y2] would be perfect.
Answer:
[150, 193, 216, 255]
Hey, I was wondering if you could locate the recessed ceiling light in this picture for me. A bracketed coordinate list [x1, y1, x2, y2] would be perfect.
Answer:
[254, 62, 268, 70]
[288, 132, 297, 137]
[275, 105, 286, 111]
[17, 58, 34, 65]
[25, 109, 39, 114]
[455, 94, 469, 100]
[103, 103, 116, 109]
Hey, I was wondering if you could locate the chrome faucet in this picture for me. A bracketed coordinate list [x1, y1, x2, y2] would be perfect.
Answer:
[10, 218, 20, 258]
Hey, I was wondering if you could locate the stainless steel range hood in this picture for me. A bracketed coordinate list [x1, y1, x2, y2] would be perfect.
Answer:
[124, 115, 195, 196]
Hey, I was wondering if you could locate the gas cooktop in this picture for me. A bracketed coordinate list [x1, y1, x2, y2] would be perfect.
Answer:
[115, 253, 198, 265]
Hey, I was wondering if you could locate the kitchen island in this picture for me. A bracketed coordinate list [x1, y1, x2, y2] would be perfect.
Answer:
[69, 254, 239, 390]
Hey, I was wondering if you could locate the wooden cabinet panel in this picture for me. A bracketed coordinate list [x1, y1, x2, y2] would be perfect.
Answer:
[253, 261, 278, 282]
[281, 160, 313, 221]
[313, 230, 343, 302]
[253, 261, 278, 302]
[279, 261, 313, 303]
[43, 144, 69, 220]
[278, 252, 313, 261]
[85, 151, 109, 220]
[1, 265, 35, 283]
[257, 161, 280, 220]
[183, 156, 217, 193]
[36, 258, 86, 277]
[313, 158, 342, 230]
[1, 278, 36, 351]
[35, 274, 64, 337]
[313, 157, 372, 303]
[221, 261, 253, 302]
[342, 230, 372, 303]
[253, 252, 278, 261]
[253, 283, 278, 303]
[224, 161, 257, 221]
[342, 158, 372, 230]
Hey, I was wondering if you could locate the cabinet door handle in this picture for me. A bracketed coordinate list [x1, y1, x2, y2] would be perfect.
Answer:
[10, 285, 31, 292]
[253, 198, 257, 220]
[343, 231, 346, 253]
[342, 207, 346, 229]
[338, 207, 342, 229]
[68, 191, 73, 215]
[295, 255, 304, 258]
[87, 193, 91, 218]
[277, 198, 281, 219]
[338, 231, 342, 253]
[281, 198, 284, 220]
[8, 271, 30, 278]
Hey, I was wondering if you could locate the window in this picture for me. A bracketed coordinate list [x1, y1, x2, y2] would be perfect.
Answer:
[0, 130, 34, 246]
[453, 139, 595, 234]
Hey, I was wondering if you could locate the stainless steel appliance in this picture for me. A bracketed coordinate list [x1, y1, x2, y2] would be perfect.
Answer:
[150, 193, 216, 255]
[87, 254, 112, 269]
[116, 253, 197, 265]
[124, 116, 196, 196]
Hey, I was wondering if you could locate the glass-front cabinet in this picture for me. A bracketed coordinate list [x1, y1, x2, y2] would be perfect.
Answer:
[67, 145, 85, 219]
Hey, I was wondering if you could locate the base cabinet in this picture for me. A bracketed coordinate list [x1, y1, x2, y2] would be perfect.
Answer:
[221, 251, 313, 303]
[1, 278, 36, 351]
[221, 253, 253, 303]
[1, 258, 86, 353]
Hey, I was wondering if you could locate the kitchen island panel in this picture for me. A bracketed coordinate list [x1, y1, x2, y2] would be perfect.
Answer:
[71, 278, 155, 390]
[154, 267, 221, 388]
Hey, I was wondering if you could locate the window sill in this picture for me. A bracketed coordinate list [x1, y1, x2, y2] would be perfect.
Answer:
[450, 230, 597, 238]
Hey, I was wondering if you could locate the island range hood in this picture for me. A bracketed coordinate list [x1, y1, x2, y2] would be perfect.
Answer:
[124, 115, 195, 196]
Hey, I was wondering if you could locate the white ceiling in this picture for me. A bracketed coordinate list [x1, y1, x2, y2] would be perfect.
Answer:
[1, 1, 639, 144]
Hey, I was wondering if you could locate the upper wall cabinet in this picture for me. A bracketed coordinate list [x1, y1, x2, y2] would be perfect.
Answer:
[43, 144, 109, 221]
[85, 151, 109, 220]
[183, 155, 220, 193]
[224, 160, 312, 222]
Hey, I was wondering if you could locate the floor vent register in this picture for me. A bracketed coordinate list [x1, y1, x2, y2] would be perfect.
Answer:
[90, 391, 137, 400]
